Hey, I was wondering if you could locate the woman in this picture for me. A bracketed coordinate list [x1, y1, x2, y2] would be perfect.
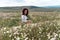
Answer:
[21, 8, 32, 24]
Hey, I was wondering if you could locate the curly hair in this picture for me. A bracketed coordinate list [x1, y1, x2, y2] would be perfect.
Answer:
[22, 8, 29, 16]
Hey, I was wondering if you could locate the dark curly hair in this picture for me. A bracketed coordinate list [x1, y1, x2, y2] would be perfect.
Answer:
[22, 8, 29, 16]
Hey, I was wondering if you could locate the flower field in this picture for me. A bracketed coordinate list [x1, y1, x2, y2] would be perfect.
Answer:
[0, 12, 60, 40]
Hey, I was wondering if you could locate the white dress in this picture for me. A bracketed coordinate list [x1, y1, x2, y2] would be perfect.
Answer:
[21, 15, 28, 23]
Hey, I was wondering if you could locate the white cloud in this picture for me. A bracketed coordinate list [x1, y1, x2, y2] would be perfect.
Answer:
[0, 0, 23, 7]
[24, 0, 60, 7]
[0, 0, 60, 7]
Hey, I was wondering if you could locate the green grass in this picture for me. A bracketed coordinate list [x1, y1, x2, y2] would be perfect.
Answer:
[0, 12, 60, 40]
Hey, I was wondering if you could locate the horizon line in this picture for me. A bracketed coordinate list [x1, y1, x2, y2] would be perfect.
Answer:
[0, 5, 60, 7]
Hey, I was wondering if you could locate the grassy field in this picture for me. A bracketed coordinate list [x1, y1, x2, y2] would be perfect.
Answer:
[0, 12, 60, 40]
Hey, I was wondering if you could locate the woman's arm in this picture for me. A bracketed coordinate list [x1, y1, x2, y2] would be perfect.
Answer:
[27, 15, 31, 20]
[27, 15, 32, 23]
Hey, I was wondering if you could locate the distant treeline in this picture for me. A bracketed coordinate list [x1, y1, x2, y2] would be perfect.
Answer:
[0, 6, 60, 12]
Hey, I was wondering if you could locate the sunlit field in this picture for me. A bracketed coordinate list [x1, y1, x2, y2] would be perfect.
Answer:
[0, 12, 60, 40]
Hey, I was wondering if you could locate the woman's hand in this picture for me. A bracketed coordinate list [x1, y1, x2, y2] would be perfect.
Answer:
[27, 20, 32, 24]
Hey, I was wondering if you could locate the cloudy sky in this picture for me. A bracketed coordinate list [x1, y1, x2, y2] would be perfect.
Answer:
[0, 0, 60, 7]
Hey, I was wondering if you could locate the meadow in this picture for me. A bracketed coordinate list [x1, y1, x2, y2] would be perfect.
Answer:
[0, 12, 60, 40]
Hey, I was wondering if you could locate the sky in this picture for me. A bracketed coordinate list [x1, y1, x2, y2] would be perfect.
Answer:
[0, 0, 60, 7]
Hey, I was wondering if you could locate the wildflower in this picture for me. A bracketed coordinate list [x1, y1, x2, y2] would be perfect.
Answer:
[39, 32, 41, 34]
[4, 32, 6, 34]
[50, 32, 58, 40]
[57, 23, 60, 25]
[14, 31, 19, 35]
[14, 36, 16, 39]
[50, 23, 53, 26]
[50, 37, 56, 40]
[16, 37, 20, 40]
[12, 39, 14, 40]
[6, 31, 10, 33]
[31, 23, 35, 27]
[47, 33, 50, 39]
[9, 35, 11, 37]
[12, 27, 18, 32]
[57, 30, 60, 33]
[9, 35, 12, 37]
[31, 23, 37, 27]
[53, 32, 58, 37]
[4, 27, 6, 30]
[25, 37, 28, 40]
[19, 25, 21, 28]
[14, 32, 17, 35]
